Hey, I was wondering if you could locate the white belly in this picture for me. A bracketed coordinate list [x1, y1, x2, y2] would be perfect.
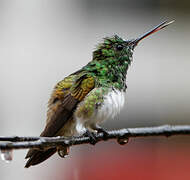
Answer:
[75, 89, 125, 135]
[93, 89, 125, 124]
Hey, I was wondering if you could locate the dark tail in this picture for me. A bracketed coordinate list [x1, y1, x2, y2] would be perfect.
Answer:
[25, 148, 56, 168]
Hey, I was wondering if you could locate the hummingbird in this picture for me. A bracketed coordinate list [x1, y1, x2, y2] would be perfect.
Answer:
[25, 20, 174, 168]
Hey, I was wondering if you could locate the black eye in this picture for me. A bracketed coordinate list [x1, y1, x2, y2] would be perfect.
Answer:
[116, 44, 123, 51]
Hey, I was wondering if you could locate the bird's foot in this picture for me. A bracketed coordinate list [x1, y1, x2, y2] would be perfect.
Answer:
[96, 127, 109, 141]
[84, 130, 97, 145]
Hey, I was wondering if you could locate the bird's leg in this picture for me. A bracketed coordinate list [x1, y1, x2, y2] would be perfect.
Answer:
[91, 125, 109, 140]
[84, 130, 97, 145]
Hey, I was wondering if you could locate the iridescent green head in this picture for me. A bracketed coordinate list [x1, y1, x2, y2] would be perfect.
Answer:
[93, 35, 134, 65]
[84, 20, 174, 90]
[93, 20, 174, 63]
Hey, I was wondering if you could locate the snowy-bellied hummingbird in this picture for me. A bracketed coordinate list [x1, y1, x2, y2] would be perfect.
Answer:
[25, 20, 174, 168]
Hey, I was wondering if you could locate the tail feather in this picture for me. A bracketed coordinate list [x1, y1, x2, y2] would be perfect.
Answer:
[25, 148, 56, 168]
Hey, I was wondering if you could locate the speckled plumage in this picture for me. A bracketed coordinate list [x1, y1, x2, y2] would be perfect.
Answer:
[25, 20, 174, 167]
[48, 35, 133, 136]
[25, 35, 133, 168]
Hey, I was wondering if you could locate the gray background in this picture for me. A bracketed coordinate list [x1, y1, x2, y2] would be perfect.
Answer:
[0, 0, 189, 179]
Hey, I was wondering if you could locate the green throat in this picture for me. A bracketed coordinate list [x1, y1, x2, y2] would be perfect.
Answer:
[83, 35, 134, 91]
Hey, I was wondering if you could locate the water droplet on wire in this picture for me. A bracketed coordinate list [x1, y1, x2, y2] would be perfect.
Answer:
[0, 149, 13, 163]
[117, 137, 129, 145]
[57, 146, 69, 158]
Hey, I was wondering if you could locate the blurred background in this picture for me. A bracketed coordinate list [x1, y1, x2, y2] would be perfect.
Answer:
[0, 0, 190, 179]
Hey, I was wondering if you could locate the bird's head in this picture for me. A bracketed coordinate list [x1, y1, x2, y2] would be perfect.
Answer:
[93, 20, 174, 64]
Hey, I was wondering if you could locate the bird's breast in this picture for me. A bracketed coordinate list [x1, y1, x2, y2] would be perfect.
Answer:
[95, 89, 125, 123]
[74, 88, 125, 135]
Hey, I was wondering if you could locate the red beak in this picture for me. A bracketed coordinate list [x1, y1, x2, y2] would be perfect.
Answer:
[132, 20, 174, 46]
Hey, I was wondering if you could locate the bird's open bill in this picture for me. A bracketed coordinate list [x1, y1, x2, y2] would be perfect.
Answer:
[131, 20, 175, 46]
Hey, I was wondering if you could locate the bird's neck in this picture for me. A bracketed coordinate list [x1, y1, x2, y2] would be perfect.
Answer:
[83, 56, 132, 91]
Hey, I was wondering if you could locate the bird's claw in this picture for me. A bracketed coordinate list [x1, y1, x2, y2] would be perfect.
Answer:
[84, 130, 97, 145]
[96, 127, 109, 141]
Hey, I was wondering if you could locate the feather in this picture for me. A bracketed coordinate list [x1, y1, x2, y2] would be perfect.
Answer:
[25, 72, 95, 167]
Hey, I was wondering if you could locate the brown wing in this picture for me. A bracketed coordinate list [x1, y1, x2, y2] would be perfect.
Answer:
[41, 73, 95, 137]
[25, 73, 95, 167]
